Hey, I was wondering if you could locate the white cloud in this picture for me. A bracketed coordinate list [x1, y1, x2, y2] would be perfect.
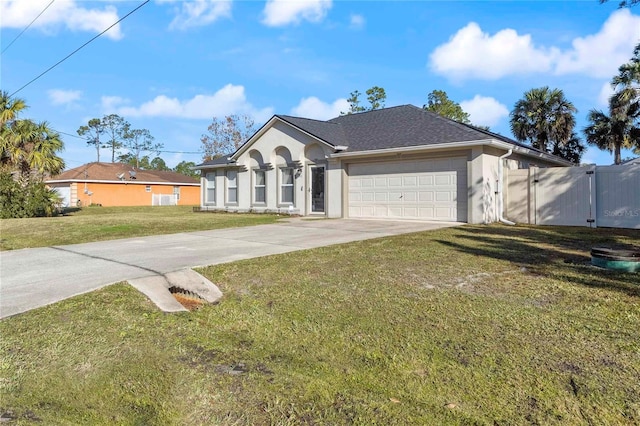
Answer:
[555, 9, 640, 78]
[101, 96, 129, 112]
[429, 22, 557, 80]
[262, 0, 332, 27]
[106, 84, 274, 122]
[48, 89, 82, 106]
[158, 0, 232, 30]
[459, 95, 509, 127]
[349, 13, 365, 30]
[598, 81, 615, 107]
[429, 9, 640, 81]
[290, 96, 349, 120]
[0, 0, 122, 40]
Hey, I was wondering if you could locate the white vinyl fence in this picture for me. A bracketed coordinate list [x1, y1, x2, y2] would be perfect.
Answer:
[152, 194, 178, 206]
[505, 164, 640, 229]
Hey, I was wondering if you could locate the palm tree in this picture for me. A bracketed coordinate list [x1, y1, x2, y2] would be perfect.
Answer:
[585, 44, 640, 164]
[585, 98, 639, 165]
[510, 87, 577, 153]
[5, 119, 65, 179]
[1, 92, 65, 178]
[0, 91, 28, 167]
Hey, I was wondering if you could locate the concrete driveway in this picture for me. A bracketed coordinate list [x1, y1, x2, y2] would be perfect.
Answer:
[0, 219, 461, 319]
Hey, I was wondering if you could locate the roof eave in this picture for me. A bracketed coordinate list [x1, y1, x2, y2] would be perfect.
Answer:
[330, 139, 497, 159]
[232, 116, 337, 159]
[330, 139, 574, 166]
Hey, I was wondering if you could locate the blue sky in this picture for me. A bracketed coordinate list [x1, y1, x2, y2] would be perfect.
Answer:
[1, 0, 639, 169]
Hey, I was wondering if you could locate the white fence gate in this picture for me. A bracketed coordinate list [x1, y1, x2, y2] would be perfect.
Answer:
[152, 194, 178, 206]
[505, 164, 640, 229]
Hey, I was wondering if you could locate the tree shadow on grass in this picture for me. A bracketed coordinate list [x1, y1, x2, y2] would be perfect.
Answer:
[435, 225, 640, 297]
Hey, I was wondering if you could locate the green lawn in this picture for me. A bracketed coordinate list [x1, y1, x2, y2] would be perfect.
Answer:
[0, 206, 279, 250]
[1, 225, 639, 424]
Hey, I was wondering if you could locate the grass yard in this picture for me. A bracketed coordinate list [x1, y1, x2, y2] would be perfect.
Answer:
[1, 225, 639, 424]
[0, 206, 279, 250]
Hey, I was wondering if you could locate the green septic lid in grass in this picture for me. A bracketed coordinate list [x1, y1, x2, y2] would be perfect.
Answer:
[591, 247, 640, 273]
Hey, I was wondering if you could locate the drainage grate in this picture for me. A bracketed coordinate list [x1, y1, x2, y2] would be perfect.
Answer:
[169, 286, 206, 311]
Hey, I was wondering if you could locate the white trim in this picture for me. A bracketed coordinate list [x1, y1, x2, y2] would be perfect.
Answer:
[233, 116, 337, 159]
[307, 164, 326, 215]
[330, 139, 573, 167]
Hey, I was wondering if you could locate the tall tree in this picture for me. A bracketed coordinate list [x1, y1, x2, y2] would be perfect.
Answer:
[344, 90, 366, 114]
[551, 132, 586, 165]
[122, 128, 162, 169]
[0, 90, 26, 128]
[77, 118, 104, 162]
[149, 156, 170, 171]
[585, 43, 640, 164]
[599, 0, 639, 7]
[510, 87, 578, 155]
[423, 90, 471, 124]
[101, 114, 129, 163]
[583, 108, 633, 165]
[173, 160, 199, 178]
[4, 119, 65, 179]
[366, 86, 386, 110]
[200, 114, 256, 160]
[1, 92, 65, 179]
[612, 42, 640, 154]
[342, 86, 387, 115]
[0, 93, 65, 217]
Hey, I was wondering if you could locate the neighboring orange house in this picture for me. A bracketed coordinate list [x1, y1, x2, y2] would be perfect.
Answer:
[46, 162, 200, 207]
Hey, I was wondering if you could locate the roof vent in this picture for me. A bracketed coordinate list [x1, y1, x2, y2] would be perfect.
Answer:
[116, 173, 125, 180]
[129, 171, 137, 179]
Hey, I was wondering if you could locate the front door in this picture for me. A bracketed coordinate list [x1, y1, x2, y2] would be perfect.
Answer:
[309, 165, 325, 214]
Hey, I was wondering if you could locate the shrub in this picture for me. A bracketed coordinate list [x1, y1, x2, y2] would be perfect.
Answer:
[0, 172, 61, 218]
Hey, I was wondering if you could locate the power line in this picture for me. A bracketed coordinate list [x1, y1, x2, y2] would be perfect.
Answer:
[9, 0, 150, 97]
[52, 129, 203, 154]
[158, 150, 202, 154]
[55, 129, 85, 140]
[1, 0, 55, 55]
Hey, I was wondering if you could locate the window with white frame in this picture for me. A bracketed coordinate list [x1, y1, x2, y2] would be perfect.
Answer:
[173, 186, 180, 201]
[254, 170, 266, 204]
[226, 170, 238, 204]
[205, 172, 215, 203]
[280, 167, 294, 204]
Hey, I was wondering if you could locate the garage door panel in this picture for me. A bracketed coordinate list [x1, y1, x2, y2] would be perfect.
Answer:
[389, 177, 402, 186]
[419, 176, 433, 185]
[419, 191, 434, 202]
[435, 191, 452, 202]
[403, 191, 417, 202]
[348, 158, 467, 222]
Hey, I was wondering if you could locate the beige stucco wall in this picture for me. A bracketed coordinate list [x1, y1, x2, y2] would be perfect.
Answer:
[200, 121, 336, 216]
[198, 121, 569, 224]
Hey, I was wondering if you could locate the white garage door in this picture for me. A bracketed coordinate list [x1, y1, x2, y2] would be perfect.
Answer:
[53, 186, 71, 208]
[348, 157, 467, 221]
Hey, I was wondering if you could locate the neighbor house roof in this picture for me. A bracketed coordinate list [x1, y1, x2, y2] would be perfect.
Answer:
[46, 162, 199, 185]
[197, 104, 571, 167]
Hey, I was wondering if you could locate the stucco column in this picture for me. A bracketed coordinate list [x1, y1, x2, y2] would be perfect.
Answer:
[326, 159, 342, 218]
[468, 147, 499, 224]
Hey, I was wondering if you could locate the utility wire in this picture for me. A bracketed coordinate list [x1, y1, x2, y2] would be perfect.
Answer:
[52, 129, 202, 154]
[1, 0, 55, 55]
[9, 0, 150, 97]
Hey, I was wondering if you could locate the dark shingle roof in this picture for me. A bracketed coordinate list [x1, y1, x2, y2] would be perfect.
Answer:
[196, 104, 559, 167]
[281, 105, 536, 153]
[276, 115, 347, 146]
[198, 156, 236, 167]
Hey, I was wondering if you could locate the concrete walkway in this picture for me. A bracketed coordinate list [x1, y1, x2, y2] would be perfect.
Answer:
[0, 219, 461, 318]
